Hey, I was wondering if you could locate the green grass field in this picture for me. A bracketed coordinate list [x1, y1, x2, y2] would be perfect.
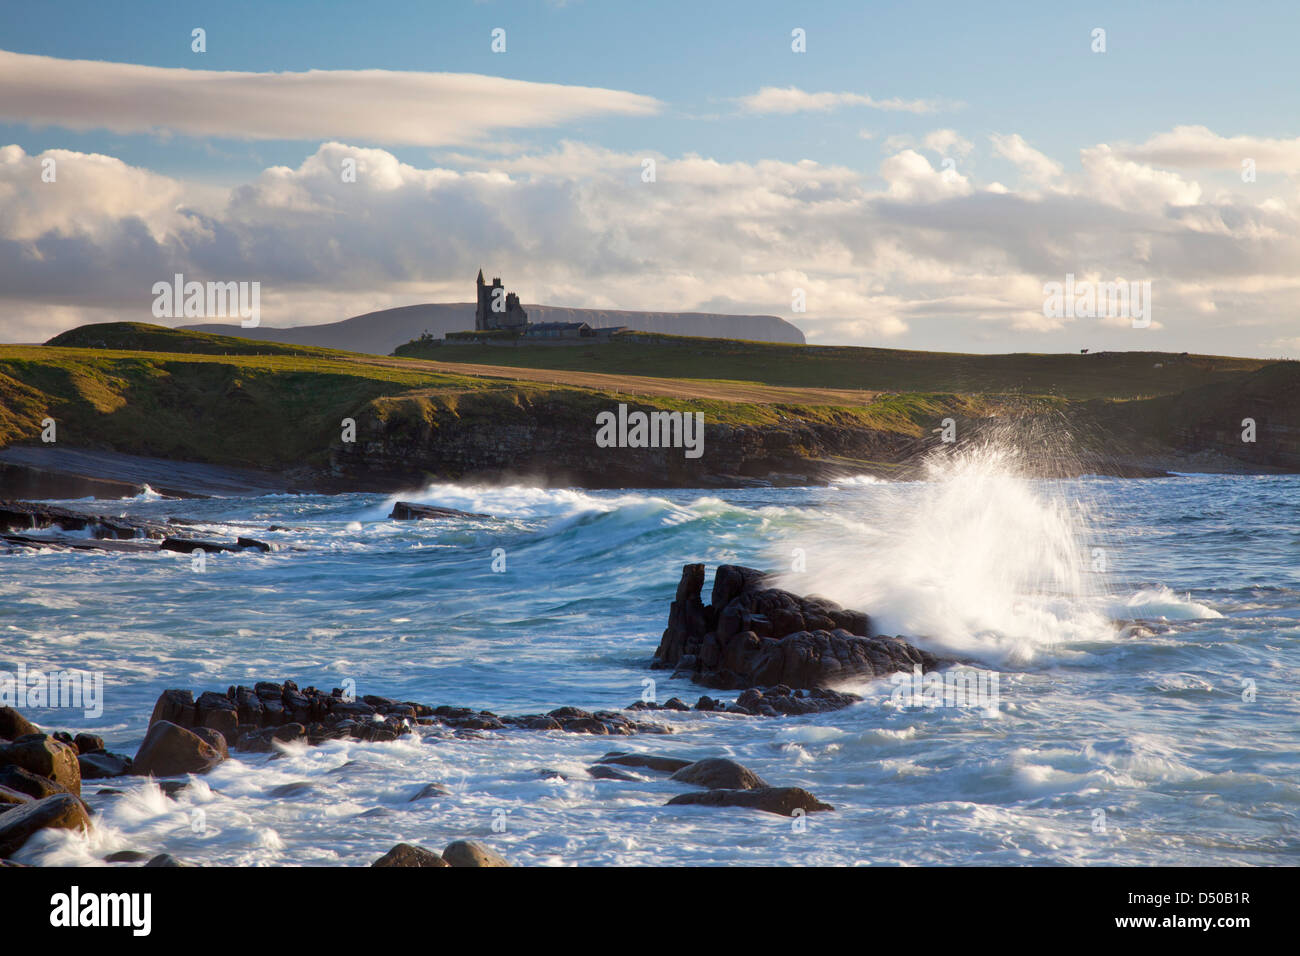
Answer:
[5, 323, 1294, 476]
[2, 325, 990, 469]
[397, 331, 1269, 401]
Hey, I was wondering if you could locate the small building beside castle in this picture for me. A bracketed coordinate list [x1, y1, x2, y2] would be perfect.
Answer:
[475, 269, 529, 331]
[456, 269, 626, 344]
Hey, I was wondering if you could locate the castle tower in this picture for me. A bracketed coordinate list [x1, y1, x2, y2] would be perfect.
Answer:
[474, 268, 527, 331]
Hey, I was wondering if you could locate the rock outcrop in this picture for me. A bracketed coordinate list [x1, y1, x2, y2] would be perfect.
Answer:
[132, 721, 226, 777]
[142, 680, 673, 758]
[372, 843, 449, 867]
[654, 564, 946, 691]
[0, 735, 81, 795]
[666, 787, 833, 816]
[0, 794, 92, 856]
[442, 839, 511, 868]
[388, 502, 490, 521]
[669, 758, 768, 791]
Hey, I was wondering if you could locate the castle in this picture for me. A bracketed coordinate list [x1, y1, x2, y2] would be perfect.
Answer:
[475, 269, 529, 331]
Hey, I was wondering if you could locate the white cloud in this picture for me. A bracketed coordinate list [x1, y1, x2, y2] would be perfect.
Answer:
[0, 49, 660, 147]
[4, 129, 1300, 358]
[989, 133, 1063, 184]
[737, 86, 951, 115]
[922, 129, 974, 158]
[1119, 124, 1300, 173]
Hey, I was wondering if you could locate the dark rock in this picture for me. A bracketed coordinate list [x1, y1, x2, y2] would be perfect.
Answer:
[144, 853, 192, 867]
[132, 721, 225, 777]
[0, 708, 40, 739]
[654, 564, 947, 690]
[235, 536, 274, 552]
[158, 537, 239, 554]
[587, 764, 638, 781]
[77, 751, 132, 779]
[409, 782, 449, 801]
[0, 766, 76, 801]
[388, 502, 490, 521]
[149, 689, 197, 729]
[73, 733, 105, 755]
[266, 781, 314, 798]
[0, 794, 91, 855]
[195, 691, 239, 745]
[0, 735, 81, 794]
[190, 727, 229, 761]
[666, 786, 834, 816]
[0, 785, 32, 806]
[442, 839, 510, 867]
[104, 849, 150, 863]
[670, 758, 768, 791]
[372, 842, 449, 867]
[598, 751, 692, 773]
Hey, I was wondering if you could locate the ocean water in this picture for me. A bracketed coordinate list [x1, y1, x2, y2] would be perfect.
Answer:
[3, 449, 1299, 866]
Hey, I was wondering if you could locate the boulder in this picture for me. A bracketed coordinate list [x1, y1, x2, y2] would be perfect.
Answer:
[408, 783, 449, 801]
[654, 564, 947, 690]
[104, 849, 151, 863]
[0, 708, 40, 740]
[149, 689, 197, 729]
[666, 787, 834, 816]
[0, 794, 92, 855]
[0, 785, 32, 806]
[191, 727, 230, 761]
[77, 751, 132, 779]
[669, 758, 768, 791]
[388, 502, 490, 521]
[132, 721, 225, 777]
[144, 853, 193, 867]
[0, 765, 76, 801]
[73, 733, 105, 755]
[599, 751, 693, 773]
[587, 765, 637, 781]
[196, 691, 240, 744]
[442, 839, 510, 868]
[372, 843, 449, 867]
[0, 735, 81, 795]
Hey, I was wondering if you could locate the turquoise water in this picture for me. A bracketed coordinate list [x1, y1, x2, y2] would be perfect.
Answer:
[3, 462, 1298, 866]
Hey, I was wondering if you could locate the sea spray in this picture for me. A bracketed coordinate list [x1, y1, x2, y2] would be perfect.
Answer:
[776, 439, 1116, 664]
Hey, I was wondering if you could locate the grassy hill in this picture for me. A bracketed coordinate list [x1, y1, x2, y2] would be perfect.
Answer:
[46, 321, 346, 359]
[398, 331, 1268, 402]
[2, 322, 1294, 486]
[1, 325, 977, 476]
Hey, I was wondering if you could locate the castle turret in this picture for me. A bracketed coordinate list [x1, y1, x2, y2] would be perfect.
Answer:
[474, 268, 528, 331]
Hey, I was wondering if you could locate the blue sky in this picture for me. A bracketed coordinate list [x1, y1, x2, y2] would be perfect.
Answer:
[3, 0, 1299, 356]
[9, 0, 1297, 178]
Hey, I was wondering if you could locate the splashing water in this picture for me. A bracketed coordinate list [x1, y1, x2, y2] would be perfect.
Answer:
[779, 441, 1115, 664]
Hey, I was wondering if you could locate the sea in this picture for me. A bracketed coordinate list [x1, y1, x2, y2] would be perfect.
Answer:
[3, 446, 1298, 866]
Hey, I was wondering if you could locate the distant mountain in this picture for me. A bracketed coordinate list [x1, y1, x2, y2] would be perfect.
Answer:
[180, 302, 806, 354]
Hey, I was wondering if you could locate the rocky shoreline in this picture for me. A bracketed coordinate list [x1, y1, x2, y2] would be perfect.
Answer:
[1, 564, 948, 865]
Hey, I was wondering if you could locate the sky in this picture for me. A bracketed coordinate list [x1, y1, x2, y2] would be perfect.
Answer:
[2, 0, 1299, 357]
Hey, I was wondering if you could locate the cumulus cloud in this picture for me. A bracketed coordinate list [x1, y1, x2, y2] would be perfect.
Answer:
[3, 128, 1300, 358]
[1118, 124, 1300, 173]
[989, 133, 1064, 184]
[0, 49, 660, 147]
[737, 86, 951, 115]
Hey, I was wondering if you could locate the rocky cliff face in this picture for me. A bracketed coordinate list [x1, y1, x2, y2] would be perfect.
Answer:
[325, 394, 918, 489]
[1085, 362, 1300, 471]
